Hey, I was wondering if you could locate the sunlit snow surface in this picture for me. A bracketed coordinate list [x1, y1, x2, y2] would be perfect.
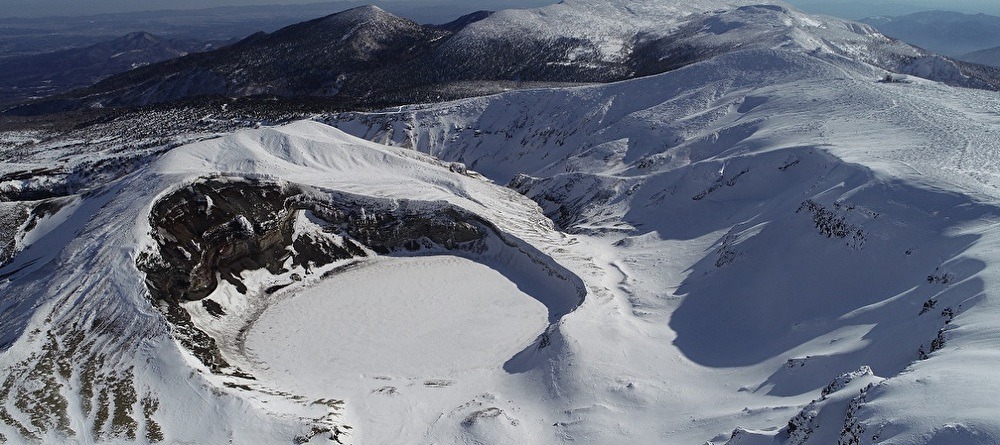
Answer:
[247, 256, 547, 378]
[325, 49, 1000, 445]
[3, 1, 1000, 445]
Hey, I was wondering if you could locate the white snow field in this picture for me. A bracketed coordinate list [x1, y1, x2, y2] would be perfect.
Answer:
[246, 255, 548, 378]
[3, 0, 1000, 444]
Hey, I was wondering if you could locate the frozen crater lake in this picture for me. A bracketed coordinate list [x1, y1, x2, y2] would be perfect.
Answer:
[246, 255, 549, 380]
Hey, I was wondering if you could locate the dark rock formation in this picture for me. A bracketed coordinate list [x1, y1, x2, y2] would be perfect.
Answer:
[137, 177, 492, 371]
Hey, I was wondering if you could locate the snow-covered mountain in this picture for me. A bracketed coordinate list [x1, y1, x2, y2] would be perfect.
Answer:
[10, 0, 1000, 115]
[3, 1, 1000, 444]
[326, 38, 1000, 444]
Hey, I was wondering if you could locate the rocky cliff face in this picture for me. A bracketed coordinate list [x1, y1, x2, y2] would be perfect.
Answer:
[138, 177, 492, 372]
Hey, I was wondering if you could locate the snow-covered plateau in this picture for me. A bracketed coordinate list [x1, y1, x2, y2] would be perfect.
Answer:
[2, 0, 1000, 444]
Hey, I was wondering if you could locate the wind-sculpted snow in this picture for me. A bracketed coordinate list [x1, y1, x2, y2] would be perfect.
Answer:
[327, 41, 1000, 444]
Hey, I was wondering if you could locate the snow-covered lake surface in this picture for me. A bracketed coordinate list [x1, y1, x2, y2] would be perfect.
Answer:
[246, 256, 548, 380]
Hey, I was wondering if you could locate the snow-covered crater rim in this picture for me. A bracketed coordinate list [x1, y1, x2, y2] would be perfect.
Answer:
[139, 176, 585, 377]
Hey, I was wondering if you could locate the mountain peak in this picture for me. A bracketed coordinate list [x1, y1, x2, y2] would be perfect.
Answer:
[324, 4, 394, 23]
[300, 3, 421, 36]
[104, 31, 170, 51]
[121, 31, 156, 39]
[115, 31, 162, 44]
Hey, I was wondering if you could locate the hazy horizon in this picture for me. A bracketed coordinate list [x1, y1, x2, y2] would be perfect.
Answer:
[4, 0, 1000, 19]
[0, 0, 554, 19]
[784, 0, 1000, 19]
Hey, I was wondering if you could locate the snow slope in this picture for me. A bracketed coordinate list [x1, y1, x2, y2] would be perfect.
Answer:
[326, 34, 1000, 445]
[438, 0, 997, 90]
[3, 0, 1000, 444]
[0, 120, 589, 444]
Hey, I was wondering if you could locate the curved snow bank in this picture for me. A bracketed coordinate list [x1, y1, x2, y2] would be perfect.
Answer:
[325, 42, 1000, 444]
[142, 122, 587, 443]
[139, 173, 585, 370]
[247, 256, 547, 379]
[0, 119, 589, 444]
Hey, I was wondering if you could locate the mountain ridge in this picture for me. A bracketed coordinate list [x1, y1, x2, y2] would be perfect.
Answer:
[0, 31, 226, 107]
[962, 46, 1000, 67]
[9, 1, 1000, 116]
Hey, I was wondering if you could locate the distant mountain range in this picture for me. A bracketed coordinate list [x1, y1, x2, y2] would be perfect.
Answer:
[10, 3, 1000, 115]
[0, 1, 552, 59]
[786, 0, 1000, 20]
[0, 3, 367, 59]
[961, 46, 1000, 68]
[0, 32, 230, 107]
[860, 10, 1000, 60]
